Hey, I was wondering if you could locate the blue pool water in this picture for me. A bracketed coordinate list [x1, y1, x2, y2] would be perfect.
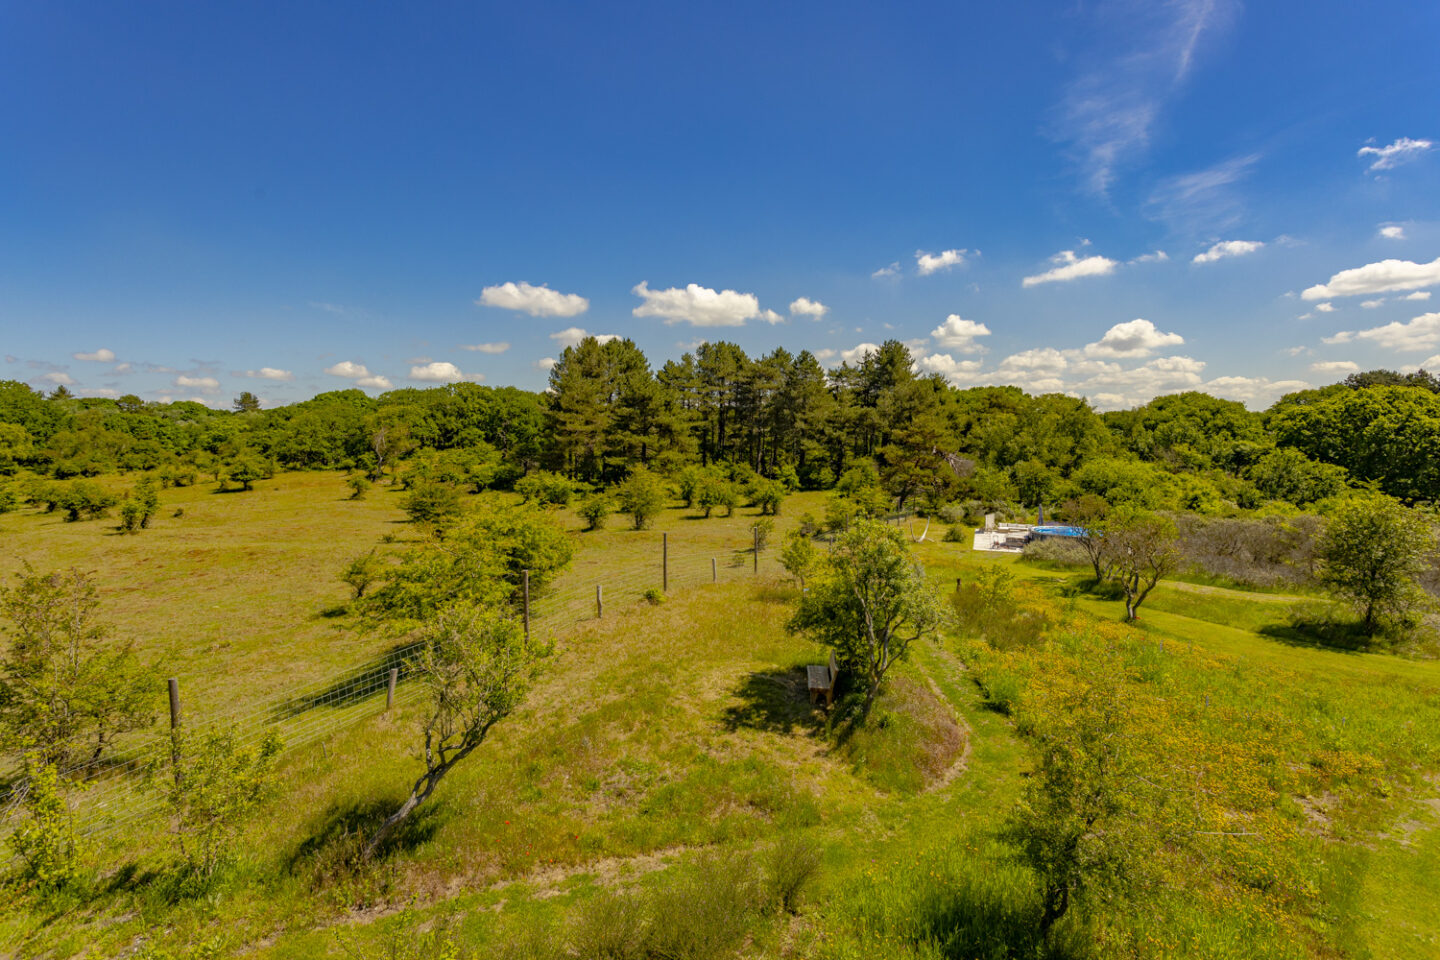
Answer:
[1032, 525, 1086, 538]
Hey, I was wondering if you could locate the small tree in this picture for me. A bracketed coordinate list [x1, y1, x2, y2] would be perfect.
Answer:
[223, 456, 265, 492]
[1064, 494, 1112, 584]
[779, 529, 818, 588]
[786, 519, 944, 712]
[615, 468, 666, 530]
[1318, 495, 1434, 634]
[149, 728, 282, 878]
[751, 480, 785, 516]
[364, 605, 532, 859]
[341, 551, 384, 599]
[1005, 677, 1152, 938]
[233, 391, 261, 413]
[1105, 509, 1178, 621]
[0, 566, 152, 769]
[346, 475, 371, 500]
[7, 753, 85, 891]
[578, 494, 612, 531]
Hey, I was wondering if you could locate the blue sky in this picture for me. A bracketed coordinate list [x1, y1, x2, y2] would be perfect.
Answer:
[2, 0, 1437, 409]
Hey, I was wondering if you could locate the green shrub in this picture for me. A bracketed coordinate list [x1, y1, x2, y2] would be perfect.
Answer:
[616, 468, 666, 530]
[750, 479, 786, 515]
[7, 754, 84, 891]
[515, 470, 574, 507]
[400, 481, 464, 528]
[643, 587, 665, 605]
[347, 475, 371, 500]
[577, 495, 611, 531]
[750, 517, 774, 551]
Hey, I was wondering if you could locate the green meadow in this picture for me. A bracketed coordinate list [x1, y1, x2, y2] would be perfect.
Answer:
[2, 473, 1438, 959]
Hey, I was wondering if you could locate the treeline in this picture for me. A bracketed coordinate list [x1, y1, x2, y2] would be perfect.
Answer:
[5, 341, 1440, 511]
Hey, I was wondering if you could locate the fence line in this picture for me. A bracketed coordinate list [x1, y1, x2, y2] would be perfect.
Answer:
[0, 522, 839, 844]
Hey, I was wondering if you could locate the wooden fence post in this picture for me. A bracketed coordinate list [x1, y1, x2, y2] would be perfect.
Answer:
[712, 557, 717, 582]
[596, 584, 603, 618]
[522, 569, 531, 646]
[753, 527, 759, 573]
[168, 677, 182, 785]
[386, 667, 398, 711]
[662, 533, 668, 593]
[168, 677, 182, 731]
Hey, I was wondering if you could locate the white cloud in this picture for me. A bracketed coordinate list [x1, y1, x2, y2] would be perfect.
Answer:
[1303, 257, 1440, 300]
[77, 388, 119, 398]
[915, 249, 967, 275]
[113, 362, 132, 373]
[758, 309, 786, 325]
[174, 375, 220, 394]
[1022, 249, 1118, 287]
[1130, 250, 1170, 263]
[409, 361, 471, 383]
[1361, 299, 1385, 309]
[789, 297, 828, 319]
[929, 315, 992, 353]
[549, 327, 620, 349]
[325, 361, 393, 390]
[41, 372, 75, 386]
[1201, 376, 1309, 408]
[1358, 137, 1433, 173]
[1407, 291, 1432, 301]
[1314, 302, 1335, 313]
[242, 367, 294, 381]
[871, 262, 901, 279]
[460, 342, 510, 354]
[73, 348, 115, 362]
[1310, 360, 1359, 374]
[477, 281, 588, 317]
[813, 348, 838, 362]
[1192, 239, 1263, 264]
[1083, 318, 1184, 358]
[1283, 346, 1310, 357]
[1420, 355, 1440, 370]
[537, 357, 558, 372]
[1324, 312, 1440, 351]
[999, 348, 1070, 374]
[1380, 225, 1406, 240]
[631, 281, 760, 327]
[914, 353, 984, 384]
[1050, 1, 1238, 194]
[841, 343, 881, 364]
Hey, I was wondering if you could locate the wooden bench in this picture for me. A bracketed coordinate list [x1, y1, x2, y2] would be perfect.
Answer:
[806, 652, 840, 706]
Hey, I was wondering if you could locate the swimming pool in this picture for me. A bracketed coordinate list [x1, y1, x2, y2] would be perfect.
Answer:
[1032, 525, 1087, 538]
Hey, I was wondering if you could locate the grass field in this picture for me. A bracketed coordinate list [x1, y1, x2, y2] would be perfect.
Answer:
[2, 472, 1439, 958]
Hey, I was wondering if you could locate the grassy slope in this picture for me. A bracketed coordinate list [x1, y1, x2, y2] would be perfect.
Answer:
[3, 479, 1439, 957]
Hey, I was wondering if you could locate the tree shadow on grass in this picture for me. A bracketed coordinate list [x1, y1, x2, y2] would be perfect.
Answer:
[288, 796, 447, 877]
[270, 639, 423, 719]
[721, 667, 825, 736]
[1259, 617, 1374, 654]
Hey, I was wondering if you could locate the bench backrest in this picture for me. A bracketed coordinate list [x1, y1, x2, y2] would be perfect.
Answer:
[828, 651, 839, 683]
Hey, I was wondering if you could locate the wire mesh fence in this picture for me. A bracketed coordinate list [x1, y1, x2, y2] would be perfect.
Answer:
[0, 522, 832, 845]
[0, 511, 920, 846]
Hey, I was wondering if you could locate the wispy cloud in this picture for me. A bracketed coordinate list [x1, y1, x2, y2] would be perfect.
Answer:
[549, 327, 619, 349]
[1145, 154, 1259, 232]
[459, 342, 510, 354]
[73, 348, 115, 362]
[1049, 0, 1239, 193]
[1358, 137, 1433, 173]
[1303, 257, 1440, 300]
[871, 262, 901, 279]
